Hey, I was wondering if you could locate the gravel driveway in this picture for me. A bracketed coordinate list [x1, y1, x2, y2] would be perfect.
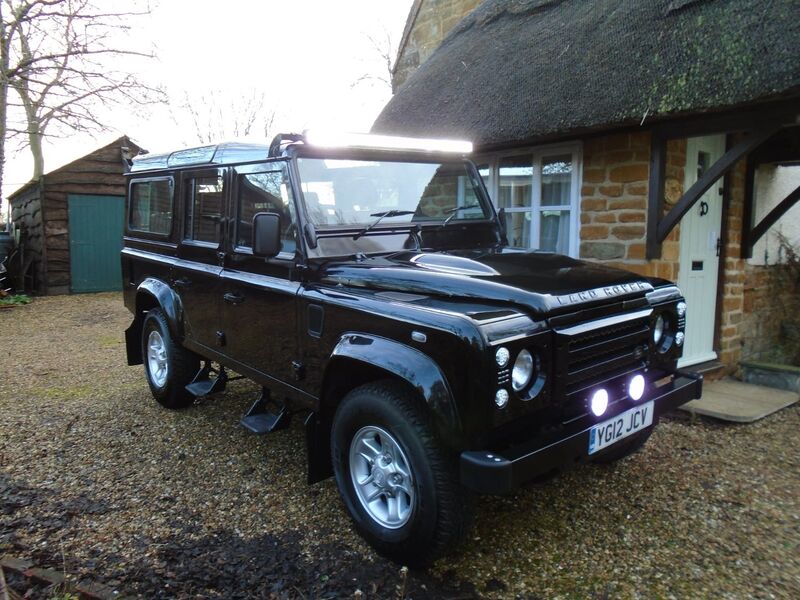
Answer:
[1, 293, 798, 599]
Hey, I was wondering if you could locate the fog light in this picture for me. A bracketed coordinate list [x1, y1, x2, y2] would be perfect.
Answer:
[629, 374, 645, 401]
[495, 347, 510, 367]
[495, 389, 509, 408]
[675, 331, 685, 346]
[676, 301, 687, 317]
[590, 389, 609, 417]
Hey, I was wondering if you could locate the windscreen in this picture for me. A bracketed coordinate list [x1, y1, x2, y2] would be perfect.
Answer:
[296, 158, 491, 229]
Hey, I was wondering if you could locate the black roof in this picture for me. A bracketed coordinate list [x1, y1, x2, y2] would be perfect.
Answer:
[129, 142, 271, 173]
[373, 0, 800, 149]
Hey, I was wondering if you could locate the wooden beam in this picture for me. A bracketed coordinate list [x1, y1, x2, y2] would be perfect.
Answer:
[656, 124, 782, 244]
[646, 133, 667, 259]
[748, 183, 800, 250]
[649, 100, 798, 140]
[740, 159, 757, 259]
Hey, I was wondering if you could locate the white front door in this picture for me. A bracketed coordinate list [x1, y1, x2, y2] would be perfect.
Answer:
[678, 135, 725, 367]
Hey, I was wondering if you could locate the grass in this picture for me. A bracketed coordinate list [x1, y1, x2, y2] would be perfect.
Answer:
[0, 294, 31, 307]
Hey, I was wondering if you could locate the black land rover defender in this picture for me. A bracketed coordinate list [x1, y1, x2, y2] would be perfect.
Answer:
[122, 132, 702, 565]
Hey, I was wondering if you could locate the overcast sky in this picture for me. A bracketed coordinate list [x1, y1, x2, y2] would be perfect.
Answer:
[3, 0, 412, 206]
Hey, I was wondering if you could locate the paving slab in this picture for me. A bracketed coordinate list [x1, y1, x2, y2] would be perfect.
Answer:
[680, 378, 799, 423]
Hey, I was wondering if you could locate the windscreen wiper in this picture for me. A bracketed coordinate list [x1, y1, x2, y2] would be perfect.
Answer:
[352, 210, 416, 240]
[439, 203, 482, 229]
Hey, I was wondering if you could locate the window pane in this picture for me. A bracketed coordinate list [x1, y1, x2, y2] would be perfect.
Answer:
[476, 163, 490, 188]
[237, 169, 297, 254]
[498, 155, 532, 208]
[130, 180, 172, 234]
[505, 211, 530, 248]
[186, 176, 223, 243]
[541, 154, 572, 206]
[539, 210, 570, 254]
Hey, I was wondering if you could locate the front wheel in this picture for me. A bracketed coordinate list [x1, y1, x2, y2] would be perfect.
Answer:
[141, 308, 199, 409]
[331, 381, 472, 566]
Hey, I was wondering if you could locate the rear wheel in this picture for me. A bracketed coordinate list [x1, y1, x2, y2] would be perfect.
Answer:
[331, 380, 472, 566]
[141, 308, 199, 409]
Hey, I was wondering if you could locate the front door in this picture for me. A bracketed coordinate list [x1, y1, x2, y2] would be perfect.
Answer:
[174, 168, 226, 352]
[678, 135, 725, 367]
[221, 161, 300, 384]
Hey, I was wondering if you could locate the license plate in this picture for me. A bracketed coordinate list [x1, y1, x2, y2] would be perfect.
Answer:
[588, 400, 654, 455]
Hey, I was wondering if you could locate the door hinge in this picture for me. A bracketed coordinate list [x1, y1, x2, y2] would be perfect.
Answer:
[716, 237, 722, 257]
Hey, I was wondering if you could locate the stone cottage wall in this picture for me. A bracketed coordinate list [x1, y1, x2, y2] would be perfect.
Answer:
[579, 132, 684, 281]
[393, 0, 483, 91]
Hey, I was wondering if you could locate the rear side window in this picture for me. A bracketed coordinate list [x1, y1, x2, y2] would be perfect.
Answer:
[129, 179, 173, 235]
[184, 176, 224, 244]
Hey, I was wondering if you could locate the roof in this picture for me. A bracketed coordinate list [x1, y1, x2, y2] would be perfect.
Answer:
[373, 0, 800, 149]
[129, 142, 270, 173]
[8, 135, 143, 201]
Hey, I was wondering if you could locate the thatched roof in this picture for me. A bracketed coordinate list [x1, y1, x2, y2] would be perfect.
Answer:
[373, 0, 800, 149]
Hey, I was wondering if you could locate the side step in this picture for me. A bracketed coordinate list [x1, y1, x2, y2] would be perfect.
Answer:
[240, 389, 291, 434]
[185, 362, 231, 398]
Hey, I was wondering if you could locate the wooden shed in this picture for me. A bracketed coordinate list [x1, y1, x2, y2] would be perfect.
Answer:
[8, 136, 144, 295]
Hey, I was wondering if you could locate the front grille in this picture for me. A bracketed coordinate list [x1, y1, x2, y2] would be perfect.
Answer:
[497, 368, 511, 386]
[553, 311, 651, 418]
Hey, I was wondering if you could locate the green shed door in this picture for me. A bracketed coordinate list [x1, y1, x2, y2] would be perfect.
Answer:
[68, 194, 125, 293]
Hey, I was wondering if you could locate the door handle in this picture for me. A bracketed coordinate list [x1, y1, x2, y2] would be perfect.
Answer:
[223, 292, 245, 305]
[174, 277, 191, 287]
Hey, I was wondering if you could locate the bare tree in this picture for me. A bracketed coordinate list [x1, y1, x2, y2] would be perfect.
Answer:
[0, 0, 163, 191]
[175, 88, 277, 146]
[350, 28, 394, 91]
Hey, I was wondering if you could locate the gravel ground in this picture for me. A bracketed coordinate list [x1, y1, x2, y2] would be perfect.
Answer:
[0, 293, 798, 599]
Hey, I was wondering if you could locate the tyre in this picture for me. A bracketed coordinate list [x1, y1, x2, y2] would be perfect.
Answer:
[591, 425, 654, 465]
[331, 380, 472, 566]
[141, 308, 199, 409]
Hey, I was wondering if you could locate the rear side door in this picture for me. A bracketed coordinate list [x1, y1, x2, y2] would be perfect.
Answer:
[174, 168, 226, 352]
[220, 161, 300, 384]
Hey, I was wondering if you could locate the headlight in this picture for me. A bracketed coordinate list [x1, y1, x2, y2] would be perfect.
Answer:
[512, 349, 534, 391]
[653, 314, 665, 344]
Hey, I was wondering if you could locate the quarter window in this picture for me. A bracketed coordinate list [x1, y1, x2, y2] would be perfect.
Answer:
[184, 176, 224, 244]
[236, 167, 297, 255]
[129, 179, 173, 235]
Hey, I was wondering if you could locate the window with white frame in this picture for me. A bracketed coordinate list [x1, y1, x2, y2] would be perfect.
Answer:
[477, 144, 582, 256]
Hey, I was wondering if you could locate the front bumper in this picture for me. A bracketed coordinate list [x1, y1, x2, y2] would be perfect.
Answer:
[460, 371, 702, 494]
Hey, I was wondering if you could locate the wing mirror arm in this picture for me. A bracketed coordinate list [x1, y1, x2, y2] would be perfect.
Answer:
[497, 207, 508, 245]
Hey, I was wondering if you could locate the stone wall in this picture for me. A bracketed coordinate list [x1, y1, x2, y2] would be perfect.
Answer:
[579, 132, 684, 281]
[717, 156, 747, 369]
[393, 0, 483, 91]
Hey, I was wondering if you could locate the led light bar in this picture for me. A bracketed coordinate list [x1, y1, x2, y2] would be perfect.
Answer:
[304, 130, 473, 154]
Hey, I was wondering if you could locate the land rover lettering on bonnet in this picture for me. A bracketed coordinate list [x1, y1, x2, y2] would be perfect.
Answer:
[121, 132, 702, 565]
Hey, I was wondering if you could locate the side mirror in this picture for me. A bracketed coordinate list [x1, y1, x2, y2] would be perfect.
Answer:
[252, 212, 282, 257]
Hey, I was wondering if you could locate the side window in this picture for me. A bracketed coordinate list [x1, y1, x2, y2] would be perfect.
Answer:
[236, 167, 297, 255]
[129, 179, 173, 235]
[184, 175, 224, 244]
